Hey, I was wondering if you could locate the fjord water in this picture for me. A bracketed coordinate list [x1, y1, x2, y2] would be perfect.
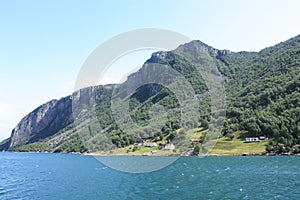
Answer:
[0, 153, 299, 199]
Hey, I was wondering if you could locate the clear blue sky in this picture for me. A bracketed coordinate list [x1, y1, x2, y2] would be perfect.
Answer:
[1, 0, 300, 140]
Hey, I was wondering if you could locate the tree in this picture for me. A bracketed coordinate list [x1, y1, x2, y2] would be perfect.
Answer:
[201, 119, 209, 129]
[227, 134, 234, 141]
[167, 132, 176, 141]
[194, 144, 200, 155]
[265, 144, 274, 153]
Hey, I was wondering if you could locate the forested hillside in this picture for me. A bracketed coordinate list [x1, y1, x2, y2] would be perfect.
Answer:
[221, 35, 300, 153]
[1, 34, 300, 154]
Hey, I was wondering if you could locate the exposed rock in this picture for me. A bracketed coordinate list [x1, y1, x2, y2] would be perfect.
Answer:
[0, 96, 73, 150]
[0, 84, 115, 151]
[0, 39, 230, 151]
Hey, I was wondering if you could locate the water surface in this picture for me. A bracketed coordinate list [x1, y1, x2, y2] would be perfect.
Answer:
[0, 152, 299, 199]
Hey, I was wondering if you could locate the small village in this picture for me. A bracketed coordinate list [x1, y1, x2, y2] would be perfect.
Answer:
[104, 125, 272, 156]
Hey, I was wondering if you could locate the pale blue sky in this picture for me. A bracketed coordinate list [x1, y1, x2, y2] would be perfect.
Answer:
[1, 0, 300, 140]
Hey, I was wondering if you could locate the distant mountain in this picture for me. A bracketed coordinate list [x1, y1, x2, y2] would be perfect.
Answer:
[1, 34, 300, 154]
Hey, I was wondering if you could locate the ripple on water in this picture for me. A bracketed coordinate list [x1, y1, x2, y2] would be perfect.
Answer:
[0, 153, 299, 199]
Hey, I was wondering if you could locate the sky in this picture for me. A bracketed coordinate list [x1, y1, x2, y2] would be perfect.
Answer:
[0, 0, 300, 140]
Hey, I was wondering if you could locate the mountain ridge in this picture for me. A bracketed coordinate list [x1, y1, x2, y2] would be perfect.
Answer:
[1, 35, 300, 154]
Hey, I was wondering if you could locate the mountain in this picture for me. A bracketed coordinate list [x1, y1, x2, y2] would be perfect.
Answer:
[1, 35, 300, 154]
[0, 96, 73, 150]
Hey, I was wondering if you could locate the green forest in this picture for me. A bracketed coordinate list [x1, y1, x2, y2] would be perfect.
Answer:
[6, 34, 300, 155]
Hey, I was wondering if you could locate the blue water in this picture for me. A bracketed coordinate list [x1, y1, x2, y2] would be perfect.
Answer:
[0, 153, 299, 199]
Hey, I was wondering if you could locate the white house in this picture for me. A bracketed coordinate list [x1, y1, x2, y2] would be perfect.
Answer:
[259, 136, 267, 140]
[245, 137, 259, 143]
[164, 143, 175, 150]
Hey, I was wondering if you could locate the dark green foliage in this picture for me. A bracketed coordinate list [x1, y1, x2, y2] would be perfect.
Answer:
[166, 132, 176, 141]
[194, 144, 200, 155]
[95, 87, 114, 129]
[200, 119, 209, 130]
[54, 135, 88, 153]
[108, 130, 136, 148]
[147, 52, 208, 94]
[11, 142, 51, 152]
[220, 35, 300, 152]
[8, 35, 300, 154]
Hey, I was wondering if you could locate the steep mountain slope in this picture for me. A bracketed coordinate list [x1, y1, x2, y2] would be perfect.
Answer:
[221, 35, 300, 153]
[0, 97, 73, 150]
[1, 34, 300, 154]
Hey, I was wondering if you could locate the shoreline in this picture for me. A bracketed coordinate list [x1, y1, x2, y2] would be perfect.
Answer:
[2, 151, 300, 157]
[84, 152, 300, 157]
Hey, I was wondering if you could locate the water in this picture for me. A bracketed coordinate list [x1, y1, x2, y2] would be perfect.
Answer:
[0, 152, 299, 199]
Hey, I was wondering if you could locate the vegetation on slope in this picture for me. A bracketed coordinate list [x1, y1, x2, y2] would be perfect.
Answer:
[6, 35, 300, 155]
[221, 35, 300, 154]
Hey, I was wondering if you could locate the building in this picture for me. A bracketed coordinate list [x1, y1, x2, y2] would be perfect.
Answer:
[245, 137, 259, 143]
[190, 139, 201, 143]
[259, 136, 267, 140]
[144, 142, 157, 147]
[164, 143, 175, 150]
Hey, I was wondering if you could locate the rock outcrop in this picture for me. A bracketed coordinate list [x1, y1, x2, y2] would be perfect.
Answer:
[0, 84, 115, 151]
[0, 96, 73, 150]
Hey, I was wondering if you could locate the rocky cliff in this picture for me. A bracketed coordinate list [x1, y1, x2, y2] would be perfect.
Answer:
[0, 84, 114, 151]
[2, 35, 300, 154]
[0, 96, 73, 150]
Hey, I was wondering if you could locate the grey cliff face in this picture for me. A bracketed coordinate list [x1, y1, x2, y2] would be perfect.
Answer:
[0, 96, 73, 150]
[0, 39, 229, 151]
[0, 85, 114, 151]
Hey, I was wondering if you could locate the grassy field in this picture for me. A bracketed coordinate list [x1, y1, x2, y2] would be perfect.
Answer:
[93, 130, 268, 155]
[210, 132, 268, 155]
[184, 127, 205, 140]
[107, 128, 206, 155]
[103, 145, 176, 155]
